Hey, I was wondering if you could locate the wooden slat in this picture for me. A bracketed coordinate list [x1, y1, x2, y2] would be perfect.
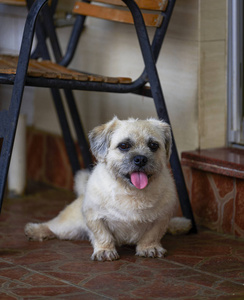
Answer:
[94, 0, 168, 11]
[0, 55, 21, 74]
[0, 55, 45, 77]
[118, 77, 132, 84]
[0, 0, 26, 6]
[73, 2, 163, 27]
[28, 60, 61, 79]
[37, 60, 89, 81]
[0, 67, 16, 74]
[0, 55, 132, 84]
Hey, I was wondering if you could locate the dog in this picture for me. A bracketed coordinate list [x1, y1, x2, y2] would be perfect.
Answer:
[25, 117, 191, 261]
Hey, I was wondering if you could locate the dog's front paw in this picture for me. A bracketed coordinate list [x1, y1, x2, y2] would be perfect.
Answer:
[136, 244, 167, 258]
[24, 223, 55, 241]
[91, 248, 120, 261]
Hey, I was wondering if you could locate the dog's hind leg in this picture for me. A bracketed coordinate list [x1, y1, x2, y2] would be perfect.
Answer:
[24, 197, 87, 241]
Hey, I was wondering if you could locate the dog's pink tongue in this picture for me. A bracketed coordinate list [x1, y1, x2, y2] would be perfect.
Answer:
[130, 172, 148, 189]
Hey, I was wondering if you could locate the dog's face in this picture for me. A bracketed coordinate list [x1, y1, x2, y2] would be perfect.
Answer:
[89, 117, 172, 190]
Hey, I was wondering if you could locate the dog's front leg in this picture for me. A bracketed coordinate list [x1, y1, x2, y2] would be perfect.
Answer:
[136, 218, 169, 258]
[86, 219, 119, 261]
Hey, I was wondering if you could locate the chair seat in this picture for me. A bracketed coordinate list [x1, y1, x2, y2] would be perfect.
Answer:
[0, 55, 132, 84]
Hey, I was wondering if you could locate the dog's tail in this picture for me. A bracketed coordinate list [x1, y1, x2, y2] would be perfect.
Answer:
[74, 169, 91, 197]
[167, 217, 192, 235]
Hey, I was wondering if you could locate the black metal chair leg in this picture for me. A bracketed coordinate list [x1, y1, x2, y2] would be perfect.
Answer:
[51, 88, 81, 175]
[0, 0, 49, 209]
[149, 78, 197, 233]
[153, 88, 197, 233]
[150, 82, 197, 233]
[153, 91, 197, 232]
[125, 0, 197, 233]
[0, 127, 16, 211]
[0, 100, 23, 212]
[64, 89, 93, 169]
[170, 138, 197, 233]
[26, 2, 90, 173]
[133, 88, 197, 232]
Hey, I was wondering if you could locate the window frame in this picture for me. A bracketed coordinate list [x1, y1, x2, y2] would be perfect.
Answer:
[228, 0, 244, 146]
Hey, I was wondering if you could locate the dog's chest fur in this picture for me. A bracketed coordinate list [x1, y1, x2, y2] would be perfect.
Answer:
[105, 218, 153, 245]
[82, 163, 176, 245]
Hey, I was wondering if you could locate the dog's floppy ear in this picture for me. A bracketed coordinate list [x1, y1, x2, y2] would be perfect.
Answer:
[149, 119, 172, 160]
[161, 122, 172, 161]
[89, 116, 119, 162]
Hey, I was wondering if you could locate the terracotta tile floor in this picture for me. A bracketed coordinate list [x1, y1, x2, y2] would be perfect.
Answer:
[0, 182, 244, 299]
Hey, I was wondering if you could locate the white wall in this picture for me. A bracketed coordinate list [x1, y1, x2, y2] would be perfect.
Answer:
[33, 0, 200, 154]
[0, 0, 227, 155]
[0, 4, 35, 124]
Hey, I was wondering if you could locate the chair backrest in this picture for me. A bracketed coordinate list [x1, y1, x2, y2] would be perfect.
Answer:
[72, 0, 168, 27]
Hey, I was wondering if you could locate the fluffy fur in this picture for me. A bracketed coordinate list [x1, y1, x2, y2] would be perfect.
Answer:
[25, 117, 191, 261]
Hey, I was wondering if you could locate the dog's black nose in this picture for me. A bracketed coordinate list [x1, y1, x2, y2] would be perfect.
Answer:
[134, 155, 148, 167]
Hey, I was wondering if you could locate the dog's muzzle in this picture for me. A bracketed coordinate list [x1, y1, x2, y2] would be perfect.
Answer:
[133, 155, 148, 167]
[129, 155, 149, 189]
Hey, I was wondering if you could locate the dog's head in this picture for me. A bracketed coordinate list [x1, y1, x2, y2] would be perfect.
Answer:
[89, 117, 172, 190]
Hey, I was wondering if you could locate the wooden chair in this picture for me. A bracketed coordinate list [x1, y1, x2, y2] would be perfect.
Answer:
[0, 0, 197, 232]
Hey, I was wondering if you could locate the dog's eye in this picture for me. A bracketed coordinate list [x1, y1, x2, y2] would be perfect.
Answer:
[118, 142, 131, 151]
[148, 142, 159, 152]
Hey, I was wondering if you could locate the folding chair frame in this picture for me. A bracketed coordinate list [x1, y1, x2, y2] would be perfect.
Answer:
[0, 0, 197, 233]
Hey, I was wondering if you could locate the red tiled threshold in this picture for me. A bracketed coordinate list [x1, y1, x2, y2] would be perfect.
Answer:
[182, 148, 244, 237]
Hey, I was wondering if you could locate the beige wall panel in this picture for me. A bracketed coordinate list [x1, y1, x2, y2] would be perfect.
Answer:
[32, 0, 227, 154]
[199, 40, 227, 148]
[199, 0, 227, 41]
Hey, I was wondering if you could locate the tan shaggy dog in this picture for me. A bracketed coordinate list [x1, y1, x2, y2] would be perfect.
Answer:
[25, 117, 191, 261]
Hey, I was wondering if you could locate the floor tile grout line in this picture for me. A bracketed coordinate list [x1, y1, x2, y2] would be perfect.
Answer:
[2, 252, 244, 289]
[103, 266, 232, 297]
[159, 257, 244, 287]
[112, 258, 244, 296]
[1, 250, 244, 297]
[0, 258, 114, 300]
[0, 288, 26, 300]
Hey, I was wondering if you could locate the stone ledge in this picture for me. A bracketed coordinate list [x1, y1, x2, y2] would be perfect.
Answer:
[182, 147, 244, 179]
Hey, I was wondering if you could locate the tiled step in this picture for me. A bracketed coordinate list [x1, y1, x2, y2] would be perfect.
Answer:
[182, 148, 244, 237]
